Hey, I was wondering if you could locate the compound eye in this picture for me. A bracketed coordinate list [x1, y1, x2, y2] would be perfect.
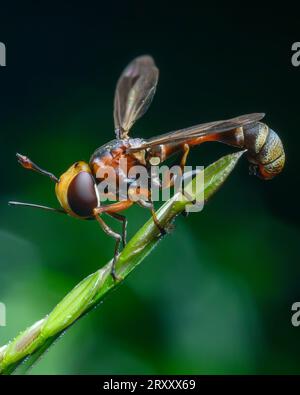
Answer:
[68, 172, 98, 217]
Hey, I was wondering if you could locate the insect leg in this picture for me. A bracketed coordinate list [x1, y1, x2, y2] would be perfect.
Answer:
[106, 212, 128, 247]
[126, 182, 165, 233]
[180, 143, 190, 171]
[136, 198, 166, 235]
[16, 153, 59, 183]
[159, 144, 198, 216]
[162, 143, 190, 189]
[96, 200, 134, 214]
[93, 210, 122, 281]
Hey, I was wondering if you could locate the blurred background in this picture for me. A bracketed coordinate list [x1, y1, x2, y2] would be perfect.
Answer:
[0, 3, 300, 374]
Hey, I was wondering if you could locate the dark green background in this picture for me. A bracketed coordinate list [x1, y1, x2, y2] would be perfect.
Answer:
[0, 3, 300, 374]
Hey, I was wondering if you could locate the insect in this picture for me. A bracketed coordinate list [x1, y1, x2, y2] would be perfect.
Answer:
[9, 55, 285, 280]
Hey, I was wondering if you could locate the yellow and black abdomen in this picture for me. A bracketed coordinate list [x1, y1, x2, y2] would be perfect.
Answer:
[244, 122, 285, 179]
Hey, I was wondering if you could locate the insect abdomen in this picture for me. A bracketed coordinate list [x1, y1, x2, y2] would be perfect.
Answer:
[244, 122, 285, 179]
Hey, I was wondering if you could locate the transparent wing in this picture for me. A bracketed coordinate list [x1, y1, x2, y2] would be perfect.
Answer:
[114, 55, 159, 139]
[128, 113, 265, 152]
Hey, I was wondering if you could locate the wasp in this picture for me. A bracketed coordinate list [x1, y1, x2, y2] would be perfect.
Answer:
[9, 55, 285, 280]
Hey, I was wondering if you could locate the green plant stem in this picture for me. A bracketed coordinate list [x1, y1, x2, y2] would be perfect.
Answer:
[0, 151, 244, 375]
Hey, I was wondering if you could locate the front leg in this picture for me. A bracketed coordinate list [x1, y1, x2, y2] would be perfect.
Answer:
[106, 212, 128, 248]
[93, 201, 133, 280]
[93, 209, 122, 281]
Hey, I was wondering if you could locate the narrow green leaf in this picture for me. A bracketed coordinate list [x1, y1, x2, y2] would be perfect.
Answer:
[42, 269, 106, 337]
